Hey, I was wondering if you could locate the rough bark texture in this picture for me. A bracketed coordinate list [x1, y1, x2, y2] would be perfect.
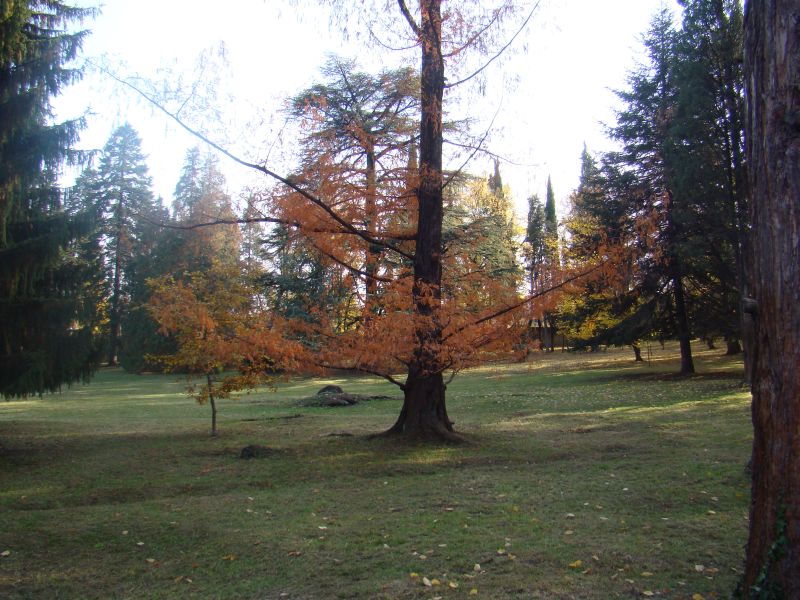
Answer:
[388, 0, 457, 441]
[741, 0, 800, 594]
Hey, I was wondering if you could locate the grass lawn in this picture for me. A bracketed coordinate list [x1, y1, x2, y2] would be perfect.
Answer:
[0, 343, 751, 599]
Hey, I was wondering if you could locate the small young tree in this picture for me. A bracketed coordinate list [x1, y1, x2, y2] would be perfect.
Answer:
[149, 260, 303, 436]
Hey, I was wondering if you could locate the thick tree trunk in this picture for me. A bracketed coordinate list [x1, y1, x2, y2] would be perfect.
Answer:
[632, 344, 643, 362]
[725, 338, 742, 355]
[672, 270, 695, 374]
[740, 0, 800, 594]
[387, 0, 456, 441]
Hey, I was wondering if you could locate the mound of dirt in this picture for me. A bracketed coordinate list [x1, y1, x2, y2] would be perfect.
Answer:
[239, 444, 274, 459]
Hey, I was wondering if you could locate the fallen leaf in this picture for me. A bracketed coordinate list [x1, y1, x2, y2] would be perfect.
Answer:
[136, 542, 145, 546]
[695, 564, 705, 572]
[568, 560, 582, 568]
[1, 550, 10, 557]
[409, 572, 419, 579]
[564, 530, 574, 535]
[221, 554, 236, 561]
[473, 563, 481, 571]
[565, 513, 576, 518]
[643, 592, 654, 597]
[469, 589, 478, 596]
[146, 558, 156, 564]
[422, 577, 432, 587]
[287, 551, 302, 557]
[430, 578, 441, 586]
[641, 571, 654, 577]
[692, 594, 705, 600]
[121, 531, 128, 535]
[449, 581, 459, 589]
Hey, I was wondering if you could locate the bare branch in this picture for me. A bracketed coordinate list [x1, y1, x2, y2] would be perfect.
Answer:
[397, 0, 421, 38]
[442, 99, 502, 189]
[444, 139, 539, 167]
[444, 1, 540, 90]
[442, 260, 607, 342]
[91, 60, 415, 262]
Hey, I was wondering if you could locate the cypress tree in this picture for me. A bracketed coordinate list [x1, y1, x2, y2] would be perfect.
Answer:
[0, 1, 102, 398]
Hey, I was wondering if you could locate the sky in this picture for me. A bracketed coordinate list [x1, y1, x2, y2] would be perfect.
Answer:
[56, 0, 681, 222]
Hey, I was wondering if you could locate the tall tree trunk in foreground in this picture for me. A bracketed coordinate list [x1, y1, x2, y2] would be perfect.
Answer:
[387, 0, 457, 440]
[740, 0, 800, 594]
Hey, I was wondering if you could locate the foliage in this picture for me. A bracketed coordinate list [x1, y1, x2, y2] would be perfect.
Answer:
[559, 1, 745, 367]
[0, 0, 103, 398]
[148, 258, 304, 435]
[75, 124, 164, 366]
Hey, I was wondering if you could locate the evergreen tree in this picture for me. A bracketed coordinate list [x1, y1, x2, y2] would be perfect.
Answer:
[78, 124, 161, 365]
[0, 1, 103, 398]
[605, 8, 696, 372]
[286, 56, 419, 325]
[544, 176, 557, 243]
[119, 149, 240, 372]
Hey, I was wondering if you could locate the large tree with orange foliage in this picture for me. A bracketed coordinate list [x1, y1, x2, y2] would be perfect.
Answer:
[139, 1, 598, 441]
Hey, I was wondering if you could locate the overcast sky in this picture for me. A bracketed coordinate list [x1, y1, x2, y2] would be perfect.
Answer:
[56, 0, 681, 221]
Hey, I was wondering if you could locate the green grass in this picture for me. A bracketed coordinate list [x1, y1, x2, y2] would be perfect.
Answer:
[0, 343, 751, 599]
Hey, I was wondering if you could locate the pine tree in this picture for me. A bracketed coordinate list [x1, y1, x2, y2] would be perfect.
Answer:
[0, 1, 103, 398]
[119, 149, 240, 372]
[78, 124, 162, 365]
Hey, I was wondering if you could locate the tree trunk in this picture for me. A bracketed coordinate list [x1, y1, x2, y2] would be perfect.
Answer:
[207, 373, 218, 437]
[672, 270, 695, 374]
[740, 0, 800, 594]
[387, 0, 456, 441]
[108, 197, 125, 366]
[632, 344, 643, 362]
[363, 147, 379, 326]
[725, 338, 742, 355]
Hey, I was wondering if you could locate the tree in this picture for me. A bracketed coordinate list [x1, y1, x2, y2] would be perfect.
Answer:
[740, 0, 800, 593]
[149, 260, 300, 436]
[672, 0, 746, 355]
[0, 1, 103, 398]
[119, 0, 560, 441]
[77, 124, 162, 366]
[282, 56, 418, 325]
[119, 148, 239, 373]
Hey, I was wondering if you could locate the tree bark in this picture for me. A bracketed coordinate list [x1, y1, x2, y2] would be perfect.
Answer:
[725, 338, 742, 355]
[740, 0, 800, 594]
[672, 268, 695, 374]
[207, 373, 218, 437]
[363, 146, 379, 326]
[632, 343, 643, 362]
[388, 0, 457, 441]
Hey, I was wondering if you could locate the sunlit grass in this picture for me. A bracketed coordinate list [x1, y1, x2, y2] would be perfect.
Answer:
[0, 342, 749, 598]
